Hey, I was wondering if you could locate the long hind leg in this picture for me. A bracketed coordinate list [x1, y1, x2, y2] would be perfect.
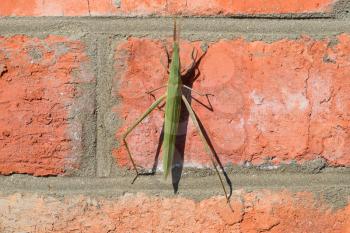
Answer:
[122, 94, 167, 184]
[181, 95, 230, 203]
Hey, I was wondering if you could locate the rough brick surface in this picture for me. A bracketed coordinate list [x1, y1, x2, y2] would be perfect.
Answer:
[0, 35, 94, 175]
[114, 35, 350, 168]
[0, 191, 348, 233]
[0, 0, 338, 16]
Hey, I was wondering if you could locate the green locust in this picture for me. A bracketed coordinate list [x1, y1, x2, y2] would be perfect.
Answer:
[122, 19, 229, 202]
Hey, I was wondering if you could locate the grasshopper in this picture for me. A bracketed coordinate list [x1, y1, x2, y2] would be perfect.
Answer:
[122, 19, 230, 202]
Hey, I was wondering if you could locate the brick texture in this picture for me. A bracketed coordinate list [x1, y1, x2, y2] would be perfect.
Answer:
[0, 0, 338, 16]
[114, 35, 350, 168]
[0, 35, 94, 175]
[0, 191, 348, 233]
[0, 0, 349, 231]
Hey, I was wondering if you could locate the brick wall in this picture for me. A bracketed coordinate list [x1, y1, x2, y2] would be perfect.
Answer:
[0, 0, 344, 16]
[0, 1, 349, 233]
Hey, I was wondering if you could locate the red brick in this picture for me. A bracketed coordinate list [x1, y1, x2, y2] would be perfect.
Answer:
[167, 0, 337, 15]
[0, 191, 348, 232]
[0, 0, 38, 16]
[0, 0, 338, 16]
[0, 0, 85, 16]
[114, 35, 350, 168]
[0, 35, 93, 175]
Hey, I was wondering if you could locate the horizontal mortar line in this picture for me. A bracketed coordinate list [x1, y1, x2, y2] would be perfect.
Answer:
[0, 174, 348, 196]
[0, 18, 349, 38]
[2, 186, 349, 199]
[3, 184, 349, 192]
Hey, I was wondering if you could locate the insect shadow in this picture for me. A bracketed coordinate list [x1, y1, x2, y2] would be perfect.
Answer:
[144, 47, 232, 200]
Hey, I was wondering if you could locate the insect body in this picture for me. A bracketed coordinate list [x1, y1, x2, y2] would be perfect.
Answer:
[162, 33, 182, 179]
[122, 19, 229, 202]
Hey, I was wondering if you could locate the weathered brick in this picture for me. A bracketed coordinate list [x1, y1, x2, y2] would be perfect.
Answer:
[0, 0, 338, 16]
[0, 191, 348, 232]
[0, 35, 94, 175]
[167, 0, 336, 15]
[114, 35, 350, 168]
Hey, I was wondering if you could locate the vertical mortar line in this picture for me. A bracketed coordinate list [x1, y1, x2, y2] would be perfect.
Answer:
[90, 34, 99, 177]
[96, 35, 117, 177]
[69, 33, 98, 177]
[96, 35, 108, 177]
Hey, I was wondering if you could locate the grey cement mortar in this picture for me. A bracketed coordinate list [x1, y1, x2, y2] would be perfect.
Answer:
[66, 34, 98, 177]
[0, 18, 350, 43]
[96, 35, 122, 177]
[110, 158, 350, 178]
[334, 0, 350, 18]
[0, 173, 348, 209]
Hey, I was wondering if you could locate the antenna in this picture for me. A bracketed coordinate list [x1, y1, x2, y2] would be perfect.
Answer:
[173, 17, 177, 42]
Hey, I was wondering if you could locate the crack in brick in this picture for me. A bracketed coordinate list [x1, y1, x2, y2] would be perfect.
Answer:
[258, 222, 281, 232]
[0, 64, 7, 77]
[305, 66, 312, 157]
[87, 0, 91, 16]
